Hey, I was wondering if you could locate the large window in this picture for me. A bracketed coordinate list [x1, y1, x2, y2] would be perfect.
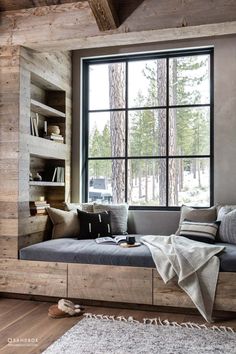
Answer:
[82, 49, 213, 208]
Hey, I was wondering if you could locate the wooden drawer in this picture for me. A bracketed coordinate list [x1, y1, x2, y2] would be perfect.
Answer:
[214, 272, 236, 311]
[153, 270, 195, 308]
[0, 259, 67, 297]
[68, 263, 152, 304]
[153, 270, 236, 312]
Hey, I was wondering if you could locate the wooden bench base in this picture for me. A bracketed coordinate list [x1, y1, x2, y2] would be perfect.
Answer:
[0, 259, 236, 312]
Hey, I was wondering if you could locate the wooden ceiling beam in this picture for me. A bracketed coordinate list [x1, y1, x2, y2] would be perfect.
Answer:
[88, 0, 119, 31]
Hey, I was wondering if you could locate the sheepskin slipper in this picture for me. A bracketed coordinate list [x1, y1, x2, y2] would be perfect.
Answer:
[48, 304, 71, 319]
[58, 299, 84, 315]
[48, 300, 84, 319]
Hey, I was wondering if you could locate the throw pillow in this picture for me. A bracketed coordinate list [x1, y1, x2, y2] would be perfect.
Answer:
[93, 203, 129, 235]
[77, 209, 112, 239]
[175, 205, 217, 235]
[64, 202, 94, 213]
[217, 206, 236, 244]
[46, 207, 80, 239]
[179, 220, 220, 244]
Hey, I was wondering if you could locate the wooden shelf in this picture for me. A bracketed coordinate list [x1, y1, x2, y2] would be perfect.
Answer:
[28, 135, 67, 159]
[31, 99, 66, 118]
[29, 181, 65, 187]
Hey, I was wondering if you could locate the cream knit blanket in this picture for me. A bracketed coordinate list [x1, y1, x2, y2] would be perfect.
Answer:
[141, 235, 225, 322]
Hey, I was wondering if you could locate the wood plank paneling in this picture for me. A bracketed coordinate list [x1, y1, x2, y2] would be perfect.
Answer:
[0, 1, 236, 51]
[68, 264, 153, 304]
[0, 46, 20, 259]
[0, 259, 67, 297]
[153, 270, 236, 312]
[0, 237, 18, 259]
[153, 271, 195, 309]
[0, 45, 71, 255]
[0, 0, 78, 11]
[214, 272, 236, 311]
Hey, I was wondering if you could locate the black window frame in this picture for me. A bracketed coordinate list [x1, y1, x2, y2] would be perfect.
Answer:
[81, 48, 214, 210]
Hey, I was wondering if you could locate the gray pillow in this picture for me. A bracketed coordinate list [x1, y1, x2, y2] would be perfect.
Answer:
[176, 205, 217, 235]
[64, 202, 94, 213]
[93, 203, 129, 235]
[217, 206, 236, 244]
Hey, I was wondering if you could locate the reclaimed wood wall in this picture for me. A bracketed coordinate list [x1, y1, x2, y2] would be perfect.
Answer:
[0, 46, 72, 258]
[0, 46, 21, 258]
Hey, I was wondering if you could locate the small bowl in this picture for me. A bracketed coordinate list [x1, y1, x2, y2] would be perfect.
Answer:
[47, 125, 60, 135]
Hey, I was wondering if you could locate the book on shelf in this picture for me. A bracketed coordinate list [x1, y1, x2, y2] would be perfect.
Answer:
[30, 115, 39, 137]
[44, 134, 64, 143]
[52, 167, 65, 183]
[95, 236, 127, 244]
[30, 201, 50, 216]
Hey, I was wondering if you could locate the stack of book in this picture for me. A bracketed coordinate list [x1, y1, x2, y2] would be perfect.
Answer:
[30, 200, 50, 216]
[44, 133, 64, 143]
[52, 167, 65, 182]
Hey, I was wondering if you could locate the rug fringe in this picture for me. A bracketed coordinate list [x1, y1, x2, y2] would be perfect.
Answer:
[83, 313, 235, 333]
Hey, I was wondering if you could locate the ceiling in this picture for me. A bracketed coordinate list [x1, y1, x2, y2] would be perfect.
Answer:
[0, 0, 77, 11]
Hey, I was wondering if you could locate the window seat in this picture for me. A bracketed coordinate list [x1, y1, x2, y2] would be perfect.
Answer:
[19, 236, 236, 272]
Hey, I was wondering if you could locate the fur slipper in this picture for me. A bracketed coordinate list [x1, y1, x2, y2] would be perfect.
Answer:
[48, 299, 84, 319]
[58, 299, 83, 316]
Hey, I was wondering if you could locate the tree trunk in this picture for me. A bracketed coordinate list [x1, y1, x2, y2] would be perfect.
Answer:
[168, 58, 178, 206]
[157, 60, 166, 205]
[108, 63, 126, 203]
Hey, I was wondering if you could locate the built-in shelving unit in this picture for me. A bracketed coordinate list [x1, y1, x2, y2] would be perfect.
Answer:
[29, 73, 67, 212]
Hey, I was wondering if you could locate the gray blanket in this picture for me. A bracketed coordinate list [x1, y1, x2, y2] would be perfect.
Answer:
[141, 235, 225, 322]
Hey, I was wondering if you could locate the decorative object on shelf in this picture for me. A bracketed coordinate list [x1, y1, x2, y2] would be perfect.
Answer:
[47, 125, 60, 135]
[34, 172, 42, 181]
[29, 171, 33, 181]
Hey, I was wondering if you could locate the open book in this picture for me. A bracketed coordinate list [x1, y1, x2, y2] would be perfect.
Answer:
[95, 236, 127, 244]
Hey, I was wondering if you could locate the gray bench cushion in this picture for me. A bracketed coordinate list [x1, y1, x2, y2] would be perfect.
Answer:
[19, 236, 236, 272]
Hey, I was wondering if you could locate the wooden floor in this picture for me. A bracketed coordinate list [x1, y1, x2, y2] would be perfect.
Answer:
[0, 298, 235, 354]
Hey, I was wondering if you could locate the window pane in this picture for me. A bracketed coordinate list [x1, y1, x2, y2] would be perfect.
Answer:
[128, 59, 166, 108]
[89, 112, 125, 158]
[169, 55, 210, 105]
[88, 159, 125, 203]
[89, 63, 126, 110]
[168, 158, 210, 206]
[169, 107, 210, 156]
[128, 159, 166, 206]
[128, 109, 166, 156]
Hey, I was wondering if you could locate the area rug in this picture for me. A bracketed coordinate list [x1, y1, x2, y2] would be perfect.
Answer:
[43, 314, 236, 354]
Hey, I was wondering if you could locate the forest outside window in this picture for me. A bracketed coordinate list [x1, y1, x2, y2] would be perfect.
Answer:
[82, 49, 213, 208]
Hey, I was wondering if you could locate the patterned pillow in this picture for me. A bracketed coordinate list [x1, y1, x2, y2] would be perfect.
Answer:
[93, 203, 129, 235]
[217, 206, 236, 244]
[179, 220, 220, 244]
[176, 205, 217, 235]
[77, 209, 112, 239]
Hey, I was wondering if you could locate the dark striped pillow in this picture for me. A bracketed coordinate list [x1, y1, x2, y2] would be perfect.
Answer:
[179, 220, 220, 244]
[77, 209, 112, 239]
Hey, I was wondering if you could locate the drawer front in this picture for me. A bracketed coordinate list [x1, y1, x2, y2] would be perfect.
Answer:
[68, 263, 152, 304]
[0, 259, 67, 297]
